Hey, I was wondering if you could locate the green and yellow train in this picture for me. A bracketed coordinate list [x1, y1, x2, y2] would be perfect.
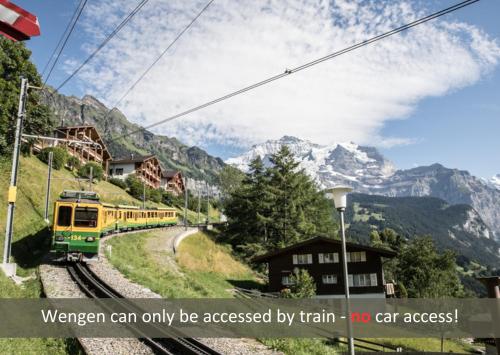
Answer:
[51, 190, 177, 261]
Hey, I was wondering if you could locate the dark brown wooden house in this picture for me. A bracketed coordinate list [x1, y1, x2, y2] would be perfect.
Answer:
[253, 236, 396, 298]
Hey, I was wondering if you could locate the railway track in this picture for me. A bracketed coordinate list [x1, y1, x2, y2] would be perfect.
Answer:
[67, 262, 221, 355]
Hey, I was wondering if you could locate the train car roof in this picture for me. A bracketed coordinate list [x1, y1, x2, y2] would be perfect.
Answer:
[56, 198, 101, 205]
[116, 205, 140, 209]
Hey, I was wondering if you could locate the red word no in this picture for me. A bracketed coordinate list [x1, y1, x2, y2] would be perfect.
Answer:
[351, 312, 371, 323]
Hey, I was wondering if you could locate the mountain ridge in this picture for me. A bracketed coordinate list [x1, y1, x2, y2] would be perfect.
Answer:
[41, 89, 225, 183]
[227, 136, 500, 241]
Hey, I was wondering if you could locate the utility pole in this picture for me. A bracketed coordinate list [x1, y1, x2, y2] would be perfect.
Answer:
[197, 183, 201, 227]
[206, 182, 210, 225]
[43, 151, 53, 223]
[142, 182, 146, 209]
[183, 177, 188, 230]
[2, 78, 28, 276]
[88, 166, 93, 191]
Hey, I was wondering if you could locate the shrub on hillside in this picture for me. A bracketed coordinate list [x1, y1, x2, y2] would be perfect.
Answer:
[37, 147, 68, 170]
[78, 162, 104, 181]
[126, 174, 147, 200]
[149, 188, 162, 203]
[67, 156, 80, 171]
[109, 177, 127, 189]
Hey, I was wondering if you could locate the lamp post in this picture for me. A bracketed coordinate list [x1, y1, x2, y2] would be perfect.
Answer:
[325, 186, 354, 355]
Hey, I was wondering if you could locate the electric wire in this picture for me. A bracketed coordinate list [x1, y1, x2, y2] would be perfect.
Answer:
[107, 0, 479, 144]
[102, 0, 214, 121]
[54, 0, 150, 92]
[41, 0, 87, 82]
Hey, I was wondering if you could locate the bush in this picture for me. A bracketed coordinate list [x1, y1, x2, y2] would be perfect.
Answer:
[149, 188, 162, 203]
[126, 174, 146, 200]
[67, 156, 80, 171]
[109, 177, 127, 189]
[280, 269, 316, 298]
[78, 162, 104, 181]
[37, 147, 68, 170]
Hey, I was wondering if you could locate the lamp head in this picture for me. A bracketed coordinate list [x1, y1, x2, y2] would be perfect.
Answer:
[325, 186, 353, 210]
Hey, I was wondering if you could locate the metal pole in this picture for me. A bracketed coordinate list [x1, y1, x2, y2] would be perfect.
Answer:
[183, 177, 188, 230]
[339, 208, 355, 355]
[197, 185, 201, 226]
[3, 78, 28, 267]
[142, 182, 146, 209]
[206, 182, 210, 225]
[88, 166, 93, 191]
[44, 151, 53, 223]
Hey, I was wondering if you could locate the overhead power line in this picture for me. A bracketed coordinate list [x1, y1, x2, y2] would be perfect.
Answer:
[54, 0, 150, 92]
[41, 0, 88, 84]
[103, 0, 214, 120]
[108, 0, 479, 144]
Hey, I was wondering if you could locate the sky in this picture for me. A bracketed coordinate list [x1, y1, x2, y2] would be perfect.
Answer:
[15, 0, 500, 179]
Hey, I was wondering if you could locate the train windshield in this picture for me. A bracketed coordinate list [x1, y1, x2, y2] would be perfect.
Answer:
[74, 207, 98, 227]
[57, 206, 72, 227]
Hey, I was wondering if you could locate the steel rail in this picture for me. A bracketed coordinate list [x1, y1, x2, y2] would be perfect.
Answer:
[67, 259, 221, 355]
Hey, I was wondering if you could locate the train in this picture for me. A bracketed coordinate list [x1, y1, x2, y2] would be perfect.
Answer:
[51, 190, 177, 261]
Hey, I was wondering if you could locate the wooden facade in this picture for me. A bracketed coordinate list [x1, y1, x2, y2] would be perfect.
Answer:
[34, 125, 112, 176]
[109, 155, 162, 189]
[161, 170, 185, 196]
[253, 237, 396, 297]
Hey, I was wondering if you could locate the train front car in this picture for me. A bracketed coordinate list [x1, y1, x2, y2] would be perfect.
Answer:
[51, 190, 102, 262]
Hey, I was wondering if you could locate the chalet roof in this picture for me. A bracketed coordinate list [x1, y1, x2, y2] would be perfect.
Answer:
[162, 170, 181, 178]
[111, 154, 156, 164]
[252, 236, 397, 263]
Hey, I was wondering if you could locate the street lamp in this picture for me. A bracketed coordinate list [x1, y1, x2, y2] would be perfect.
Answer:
[325, 186, 354, 355]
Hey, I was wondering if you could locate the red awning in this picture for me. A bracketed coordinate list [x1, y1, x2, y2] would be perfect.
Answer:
[0, 0, 40, 41]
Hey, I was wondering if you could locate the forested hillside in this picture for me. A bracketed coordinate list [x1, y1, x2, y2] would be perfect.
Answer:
[345, 193, 500, 267]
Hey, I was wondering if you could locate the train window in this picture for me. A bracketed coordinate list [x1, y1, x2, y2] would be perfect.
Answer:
[57, 206, 72, 227]
[74, 207, 98, 227]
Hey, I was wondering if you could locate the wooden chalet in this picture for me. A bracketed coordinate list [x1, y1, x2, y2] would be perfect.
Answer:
[253, 236, 396, 298]
[34, 125, 112, 176]
[161, 170, 185, 196]
[109, 155, 162, 189]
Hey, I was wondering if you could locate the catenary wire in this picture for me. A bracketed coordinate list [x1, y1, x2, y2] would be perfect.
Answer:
[107, 0, 479, 144]
[53, 0, 150, 92]
[102, 0, 215, 121]
[41, 0, 87, 80]
[42, 0, 88, 88]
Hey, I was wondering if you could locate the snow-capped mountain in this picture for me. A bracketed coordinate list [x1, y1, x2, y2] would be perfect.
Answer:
[490, 174, 500, 190]
[227, 136, 500, 242]
[226, 136, 396, 191]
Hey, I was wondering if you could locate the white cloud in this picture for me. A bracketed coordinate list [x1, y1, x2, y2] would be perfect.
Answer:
[70, 0, 500, 148]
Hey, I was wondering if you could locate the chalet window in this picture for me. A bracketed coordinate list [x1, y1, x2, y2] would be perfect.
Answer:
[348, 273, 378, 287]
[322, 274, 337, 284]
[109, 169, 113, 175]
[282, 275, 294, 286]
[318, 253, 339, 264]
[292, 254, 312, 265]
[347, 251, 366, 263]
[115, 168, 124, 175]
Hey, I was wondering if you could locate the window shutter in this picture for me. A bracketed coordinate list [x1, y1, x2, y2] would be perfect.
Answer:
[292, 255, 298, 265]
[346, 253, 351, 262]
[307, 254, 313, 264]
[348, 274, 353, 287]
[370, 273, 378, 286]
[318, 253, 324, 264]
[333, 253, 339, 263]
[361, 252, 366, 262]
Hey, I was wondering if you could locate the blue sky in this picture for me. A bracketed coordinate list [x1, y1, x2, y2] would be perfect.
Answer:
[15, 0, 500, 179]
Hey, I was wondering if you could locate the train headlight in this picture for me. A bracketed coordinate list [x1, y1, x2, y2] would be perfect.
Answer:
[85, 237, 95, 242]
[55, 236, 64, 242]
